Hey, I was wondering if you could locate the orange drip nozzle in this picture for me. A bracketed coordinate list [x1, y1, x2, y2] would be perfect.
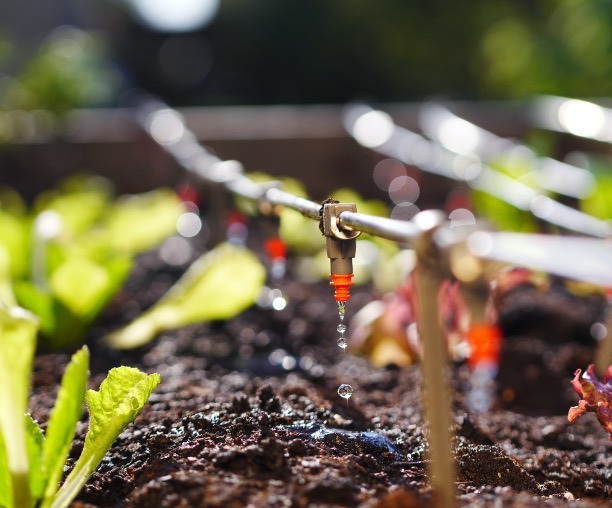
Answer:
[467, 323, 502, 368]
[264, 237, 287, 260]
[329, 273, 354, 302]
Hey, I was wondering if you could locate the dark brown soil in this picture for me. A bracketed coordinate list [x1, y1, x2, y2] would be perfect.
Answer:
[29, 247, 612, 507]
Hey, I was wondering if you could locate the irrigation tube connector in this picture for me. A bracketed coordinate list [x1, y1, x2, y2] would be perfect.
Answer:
[139, 101, 612, 508]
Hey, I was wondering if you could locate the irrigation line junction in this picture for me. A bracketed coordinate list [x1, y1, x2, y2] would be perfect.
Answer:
[139, 99, 612, 508]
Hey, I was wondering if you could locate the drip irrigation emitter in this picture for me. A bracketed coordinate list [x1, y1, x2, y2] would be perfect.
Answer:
[259, 202, 288, 281]
[257, 187, 290, 310]
[448, 232, 502, 414]
[320, 202, 361, 303]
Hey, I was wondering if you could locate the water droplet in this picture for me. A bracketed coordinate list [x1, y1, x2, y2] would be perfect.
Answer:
[337, 337, 348, 349]
[337, 324, 347, 334]
[337, 301, 346, 321]
[338, 383, 353, 399]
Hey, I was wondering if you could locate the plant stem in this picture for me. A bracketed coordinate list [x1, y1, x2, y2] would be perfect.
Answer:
[11, 470, 31, 508]
[49, 457, 94, 508]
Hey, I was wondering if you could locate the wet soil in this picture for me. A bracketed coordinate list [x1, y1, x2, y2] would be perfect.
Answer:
[29, 248, 611, 507]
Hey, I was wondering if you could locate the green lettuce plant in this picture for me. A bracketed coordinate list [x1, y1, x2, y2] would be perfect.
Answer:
[0, 176, 183, 349]
[0, 302, 160, 508]
[105, 242, 266, 349]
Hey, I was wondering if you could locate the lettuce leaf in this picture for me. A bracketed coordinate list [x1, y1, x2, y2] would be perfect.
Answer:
[0, 303, 38, 508]
[105, 243, 265, 349]
[50, 367, 160, 508]
[0, 430, 12, 508]
[25, 415, 45, 501]
[16, 256, 132, 349]
[40, 347, 89, 507]
[0, 244, 16, 306]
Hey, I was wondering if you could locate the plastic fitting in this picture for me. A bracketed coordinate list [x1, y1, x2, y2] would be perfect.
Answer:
[321, 202, 361, 302]
[466, 323, 502, 368]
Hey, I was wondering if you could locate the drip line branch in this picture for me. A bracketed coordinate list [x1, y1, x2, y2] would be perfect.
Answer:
[137, 99, 612, 287]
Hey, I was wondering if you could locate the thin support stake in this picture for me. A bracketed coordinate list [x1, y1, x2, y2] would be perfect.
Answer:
[413, 210, 455, 508]
[415, 262, 456, 508]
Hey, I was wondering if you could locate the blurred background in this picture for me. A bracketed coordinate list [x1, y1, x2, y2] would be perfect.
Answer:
[1, 0, 612, 202]
[2, 0, 612, 107]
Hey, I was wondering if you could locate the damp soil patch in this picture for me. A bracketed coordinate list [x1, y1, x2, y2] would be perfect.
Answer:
[29, 251, 612, 507]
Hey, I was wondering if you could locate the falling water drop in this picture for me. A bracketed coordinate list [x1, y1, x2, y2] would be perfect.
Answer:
[337, 324, 347, 334]
[337, 301, 346, 321]
[338, 383, 353, 399]
[337, 337, 348, 349]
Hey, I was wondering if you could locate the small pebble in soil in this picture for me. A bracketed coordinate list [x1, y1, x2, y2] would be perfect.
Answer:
[337, 383, 353, 399]
[337, 337, 348, 349]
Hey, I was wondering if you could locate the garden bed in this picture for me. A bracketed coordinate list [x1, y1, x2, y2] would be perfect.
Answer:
[29, 244, 611, 507]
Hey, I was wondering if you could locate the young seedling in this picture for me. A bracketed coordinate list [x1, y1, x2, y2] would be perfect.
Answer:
[0, 302, 160, 508]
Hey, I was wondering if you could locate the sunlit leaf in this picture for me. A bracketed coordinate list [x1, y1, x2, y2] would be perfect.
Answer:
[41, 347, 88, 505]
[0, 430, 12, 508]
[100, 188, 183, 255]
[0, 303, 39, 508]
[50, 368, 159, 508]
[25, 415, 45, 501]
[34, 175, 112, 238]
[106, 243, 265, 349]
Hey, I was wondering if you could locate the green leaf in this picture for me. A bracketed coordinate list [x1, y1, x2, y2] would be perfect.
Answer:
[33, 175, 112, 237]
[25, 415, 45, 502]
[40, 347, 89, 507]
[470, 189, 536, 232]
[0, 430, 12, 508]
[101, 189, 182, 255]
[51, 368, 159, 508]
[0, 210, 29, 279]
[50, 258, 111, 317]
[580, 164, 612, 220]
[105, 243, 266, 349]
[28, 256, 132, 349]
[0, 303, 39, 508]
[14, 282, 56, 338]
[0, 245, 16, 306]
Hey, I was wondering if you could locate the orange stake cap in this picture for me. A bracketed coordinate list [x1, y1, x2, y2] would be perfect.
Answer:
[329, 273, 354, 302]
[467, 323, 502, 368]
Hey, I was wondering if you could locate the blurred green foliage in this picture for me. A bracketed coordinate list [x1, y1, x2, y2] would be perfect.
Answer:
[480, 0, 612, 97]
[1, 1, 611, 108]
[0, 175, 183, 349]
[579, 157, 612, 220]
[0, 27, 119, 114]
[195, 0, 612, 104]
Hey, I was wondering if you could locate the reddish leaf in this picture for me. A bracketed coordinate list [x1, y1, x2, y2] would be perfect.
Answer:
[568, 364, 612, 441]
